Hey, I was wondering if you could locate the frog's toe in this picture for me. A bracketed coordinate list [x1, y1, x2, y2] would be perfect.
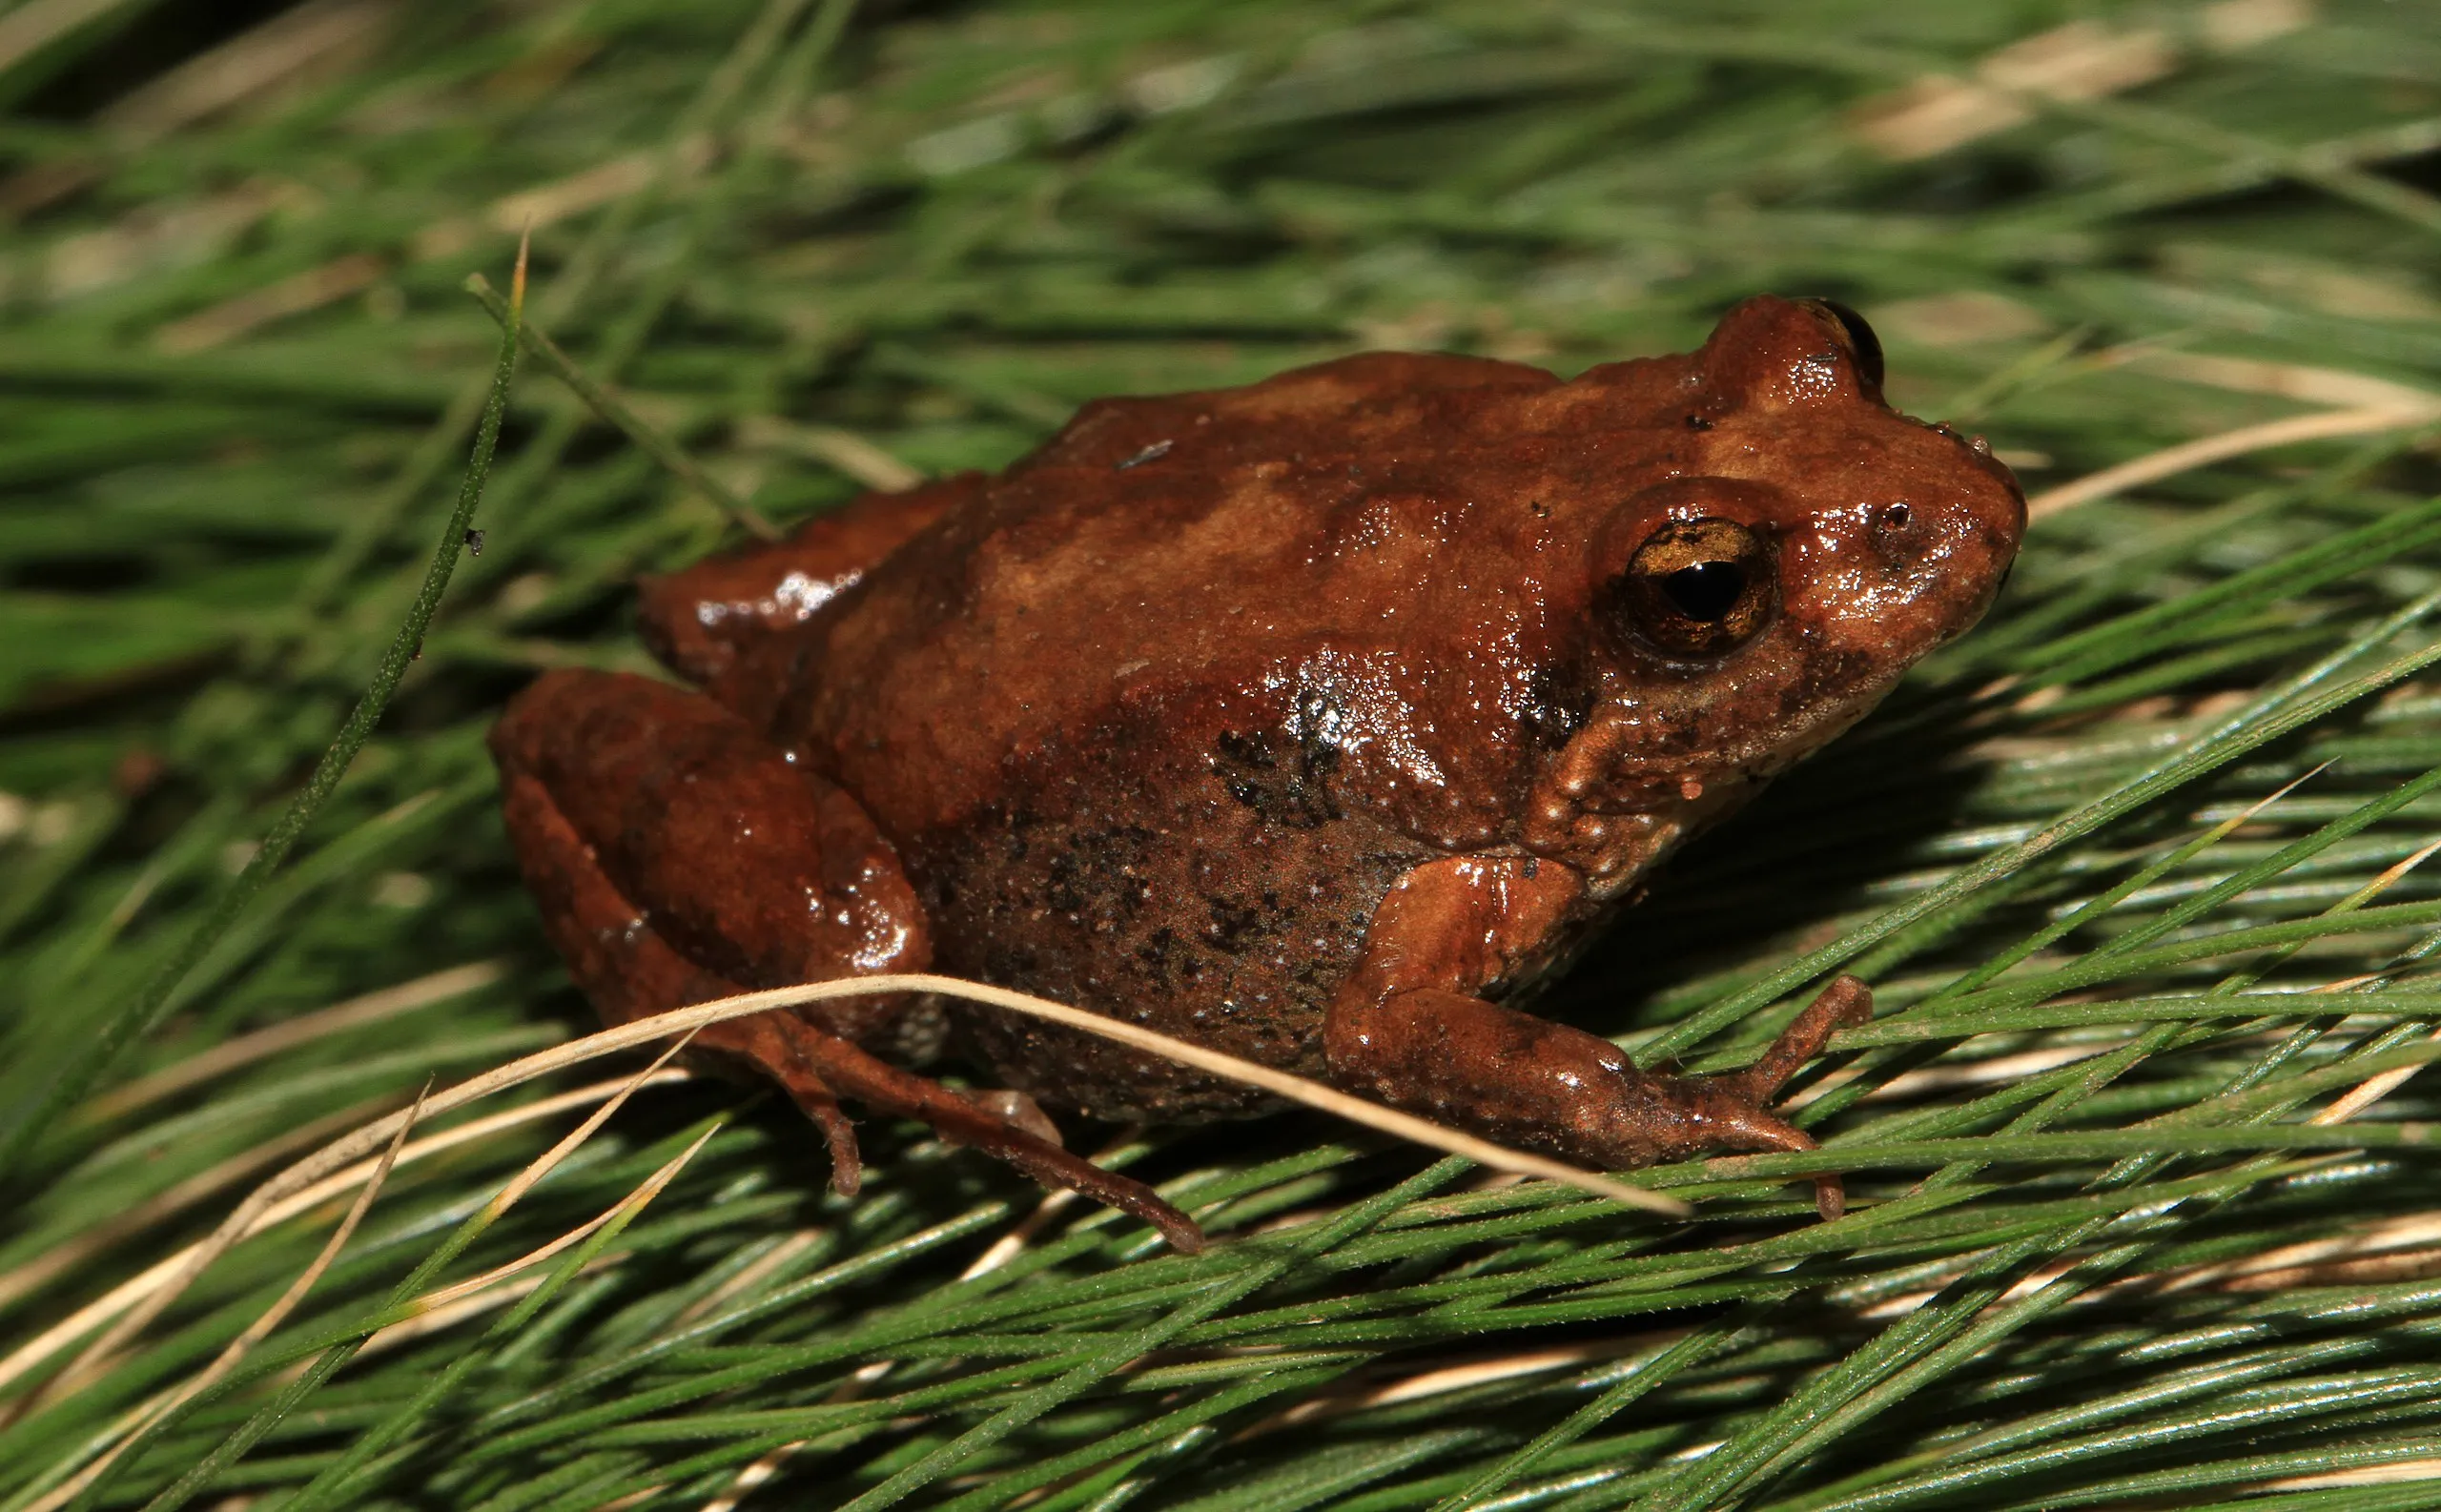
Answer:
[771, 1019, 1205, 1253]
[1676, 1080, 1843, 1219]
[963, 1088, 1063, 1147]
[755, 1021, 865, 1195]
[1713, 975, 1871, 1106]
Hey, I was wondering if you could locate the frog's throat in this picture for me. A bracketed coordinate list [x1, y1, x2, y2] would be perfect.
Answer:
[1519, 691, 1884, 898]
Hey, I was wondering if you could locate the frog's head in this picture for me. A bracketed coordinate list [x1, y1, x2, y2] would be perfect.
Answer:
[1523, 296, 2025, 894]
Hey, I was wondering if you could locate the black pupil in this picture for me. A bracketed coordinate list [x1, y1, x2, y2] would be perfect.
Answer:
[1662, 561, 1745, 622]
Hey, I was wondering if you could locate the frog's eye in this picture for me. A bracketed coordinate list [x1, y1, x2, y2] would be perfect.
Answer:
[1804, 298, 1884, 392]
[1610, 518, 1777, 657]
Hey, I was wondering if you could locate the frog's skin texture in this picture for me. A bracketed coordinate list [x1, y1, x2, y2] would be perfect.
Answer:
[491, 296, 2024, 1252]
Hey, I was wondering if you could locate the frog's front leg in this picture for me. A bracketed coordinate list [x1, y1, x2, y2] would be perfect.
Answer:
[490, 668, 1204, 1252]
[1323, 857, 1869, 1217]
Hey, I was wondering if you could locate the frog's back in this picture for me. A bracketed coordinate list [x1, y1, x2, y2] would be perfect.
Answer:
[792, 350, 1701, 843]
[772, 351, 1661, 1114]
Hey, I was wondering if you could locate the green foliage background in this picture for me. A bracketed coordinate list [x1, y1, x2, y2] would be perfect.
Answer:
[9, 1, 2441, 1507]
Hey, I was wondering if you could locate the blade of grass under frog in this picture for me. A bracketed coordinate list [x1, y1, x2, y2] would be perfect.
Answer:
[464, 274, 775, 540]
[0, 259, 527, 1179]
[291, 0, 827, 616]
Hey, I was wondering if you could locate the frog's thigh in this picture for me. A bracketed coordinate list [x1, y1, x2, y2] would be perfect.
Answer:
[1323, 856, 1833, 1182]
[636, 475, 979, 684]
[490, 669, 933, 1002]
[492, 671, 1206, 1249]
[493, 700, 870, 1186]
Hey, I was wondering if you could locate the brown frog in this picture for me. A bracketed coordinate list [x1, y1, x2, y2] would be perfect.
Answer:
[491, 296, 2023, 1253]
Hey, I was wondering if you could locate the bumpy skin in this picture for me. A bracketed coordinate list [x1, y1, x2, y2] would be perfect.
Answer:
[491, 296, 2025, 1248]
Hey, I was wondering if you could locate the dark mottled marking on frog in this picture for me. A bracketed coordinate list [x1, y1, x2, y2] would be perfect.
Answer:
[1042, 822, 1159, 930]
[1774, 646, 1881, 725]
[993, 804, 1036, 865]
[1522, 661, 1594, 749]
[918, 769, 1433, 1119]
[1204, 890, 1289, 956]
[1134, 925, 1208, 991]
[1210, 725, 1342, 828]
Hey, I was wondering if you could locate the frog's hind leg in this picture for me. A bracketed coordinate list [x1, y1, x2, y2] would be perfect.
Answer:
[635, 474, 981, 686]
[490, 666, 1202, 1250]
[496, 733, 869, 1187]
[769, 1032, 1207, 1254]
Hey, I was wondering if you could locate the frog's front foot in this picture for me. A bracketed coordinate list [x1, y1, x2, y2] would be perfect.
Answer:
[1324, 855, 1869, 1218]
[1626, 974, 1873, 1218]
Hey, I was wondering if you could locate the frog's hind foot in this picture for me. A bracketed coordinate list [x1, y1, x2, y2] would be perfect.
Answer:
[767, 1017, 1207, 1254]
[491, 666, 1202, 1253]
[744, 1015, 868, 1195]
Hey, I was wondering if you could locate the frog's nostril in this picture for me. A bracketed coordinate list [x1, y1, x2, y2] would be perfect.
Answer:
[1877, 502, 1911, 529]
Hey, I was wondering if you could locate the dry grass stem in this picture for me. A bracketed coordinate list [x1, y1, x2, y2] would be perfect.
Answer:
[2259, 1459, 2441, 1491]
[0, 0, 138, 78]
[2121, 350, 2441, 412]
[2313, 1023, 2441, 1126]
[0, 1071, 691, 1400]
[100, 0, 396, 142]
[81, 961, 505, 1122]
[480, 1025, 699, 1219]
[349, 1273, 558, 1360]
[413, 1117, 721, 1315]
[154, 253, 391, 353]
[1851, 21, 2182, 161]
[2146, 1210, 2441, 1296]
[701, 1446, 793, 1512]
[671, 1229, 825, 1330]
[482, 137, 715, 242]
[14, 1066, 709, 1504]
[0, 976, 1682, 1427]
[2028, 404, 2441, 519]
[1242, 1338, 1659, 1440]
[0, 1094, 401, 1313]
[735, 417, 927, 493]
[18, 1086, 423, 1512]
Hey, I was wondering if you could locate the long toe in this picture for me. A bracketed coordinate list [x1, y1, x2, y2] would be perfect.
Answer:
[1695, 1092, 1845, 1221]
[787, 1020, 1208, 1253]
